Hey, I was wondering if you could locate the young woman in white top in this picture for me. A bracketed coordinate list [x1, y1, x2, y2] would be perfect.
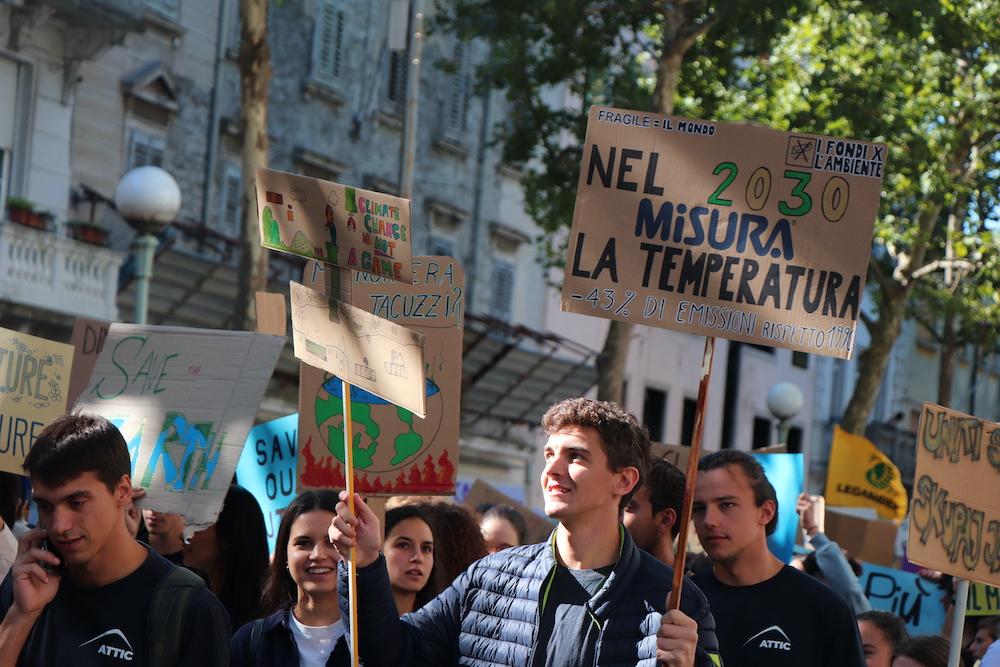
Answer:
[231, 490, 349, 667]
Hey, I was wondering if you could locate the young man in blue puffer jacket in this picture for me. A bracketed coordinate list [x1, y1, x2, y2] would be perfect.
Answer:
[331, 397, 723, 667]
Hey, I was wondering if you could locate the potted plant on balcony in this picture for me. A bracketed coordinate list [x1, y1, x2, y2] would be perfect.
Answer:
[5, 197, 35, 226]
[65, 219, 110, 247]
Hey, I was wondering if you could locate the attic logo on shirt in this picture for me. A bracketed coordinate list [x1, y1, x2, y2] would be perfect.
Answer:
[79, 628, 135, 661]
[743, 625, 792, 651]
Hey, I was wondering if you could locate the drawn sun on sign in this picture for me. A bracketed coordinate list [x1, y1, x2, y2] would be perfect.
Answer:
[786, 136, 816, 167]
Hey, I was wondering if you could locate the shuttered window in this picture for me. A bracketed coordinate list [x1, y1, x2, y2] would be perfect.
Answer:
[127, 128, 165, 169]
[491, 260, 515, 321]
[218, 163, 242, 238]
[312, 1, 345, 84]
[445, 41, 472, 137]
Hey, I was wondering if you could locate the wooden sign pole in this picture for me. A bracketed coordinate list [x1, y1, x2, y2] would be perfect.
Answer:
[342, 379, 361, 667]
[948, 578, 970, 667]
[668, 336, 716, 610]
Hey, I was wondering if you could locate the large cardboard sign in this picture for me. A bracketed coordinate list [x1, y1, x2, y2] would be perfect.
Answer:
[754, 452, 804, 563]
[298, 257, 462, 495]
[651, 442, 787, 471]
[826, 425, 907, 521]
[67, 317, 110, 408]
[908, 403, 1000, 588]
[825, 508, 898, 567]
[967, 583, 1000, 616]
[290, 281, 426, 417]
[861, 563, 948, 636]
[0, 328, 74, 474]
[256, 168, 413, 283]
[76, 324, 285, 527]
[561, 106, 885, 359]
[236, 413, 298, 554]
[463, 479, 554, 544]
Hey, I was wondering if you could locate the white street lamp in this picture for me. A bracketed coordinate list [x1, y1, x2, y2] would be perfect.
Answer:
[114, 166, 181, 325]
[766, 381, 804, 446]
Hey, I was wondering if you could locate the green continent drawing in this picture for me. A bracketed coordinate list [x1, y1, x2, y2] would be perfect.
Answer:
[316, 391, 380, 468]
[391, 406, 423, 465]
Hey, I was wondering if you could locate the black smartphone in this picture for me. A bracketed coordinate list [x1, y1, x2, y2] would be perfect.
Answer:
[39, 531, 66, 574]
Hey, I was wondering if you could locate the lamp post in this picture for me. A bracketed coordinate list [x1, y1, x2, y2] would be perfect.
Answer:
[114, 167, 181, 325]
[766, 381, 804, 447]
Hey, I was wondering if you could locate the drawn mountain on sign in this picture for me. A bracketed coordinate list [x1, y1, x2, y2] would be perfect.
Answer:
[290, 232, 315, 257]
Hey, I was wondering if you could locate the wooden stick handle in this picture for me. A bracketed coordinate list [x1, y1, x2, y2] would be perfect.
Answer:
[342, 379, 360, 667]
[668, 336, 716, 610]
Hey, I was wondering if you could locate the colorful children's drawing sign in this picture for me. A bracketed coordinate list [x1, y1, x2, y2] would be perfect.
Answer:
[76, 324, 284, 527]
[255, 168, 413, 283]
[561, 106, 886, 359]
[908, 403, 1000, 588]
[861, 563, 948, 635]
[236, 413, 298, 554]
[290, 281, 427, 417]
[753, 452, 804, 563]
[298, 257, 462, 496]
[0, 327, 73, 474]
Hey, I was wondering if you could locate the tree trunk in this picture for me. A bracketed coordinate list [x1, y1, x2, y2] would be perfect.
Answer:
[595, 5, 686, 405]
[233, 0, 271, 331]
[841, 289, 908, 434]
[937, 310, 957, 407]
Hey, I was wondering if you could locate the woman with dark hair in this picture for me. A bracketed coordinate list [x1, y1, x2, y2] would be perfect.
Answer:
[858, 610, 908, 667]
[416, 501, 486, 595]
[477, 503, 527, 554]
[231, 489, 349, 666]
[893, 635, 950, 667]
[183, 484, 269, 630]
[383, 505, 435, 615]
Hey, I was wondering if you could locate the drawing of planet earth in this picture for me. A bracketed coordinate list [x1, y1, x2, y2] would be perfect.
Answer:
[315, 375, 443, 472]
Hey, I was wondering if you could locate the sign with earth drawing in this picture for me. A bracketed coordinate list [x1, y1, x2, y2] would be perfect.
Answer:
[297, 257, 463, 495]
[561, 106, 886, 359]
[255, 167, 413, 283]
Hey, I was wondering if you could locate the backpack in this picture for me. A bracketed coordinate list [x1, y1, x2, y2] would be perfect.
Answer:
[146, 565, 208, 667]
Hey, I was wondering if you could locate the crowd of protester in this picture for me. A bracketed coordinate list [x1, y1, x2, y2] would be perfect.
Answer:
[0, 403, 998, 666]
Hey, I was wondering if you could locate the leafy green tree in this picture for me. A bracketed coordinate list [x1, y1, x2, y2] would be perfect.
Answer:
[437, 0, 805, 402]
[699, 0, 998, 431]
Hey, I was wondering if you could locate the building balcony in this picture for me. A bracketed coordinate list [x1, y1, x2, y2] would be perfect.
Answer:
[0, 220, 124, 321]
[22, 0, 146, 30]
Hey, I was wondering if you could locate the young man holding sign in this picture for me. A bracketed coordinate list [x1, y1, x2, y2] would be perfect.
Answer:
[330, 398, 721, 666]
[0, 414, 230, 666]
[691, 450, 864, 667]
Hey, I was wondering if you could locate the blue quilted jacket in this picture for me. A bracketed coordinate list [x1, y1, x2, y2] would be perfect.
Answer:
[339, 529, 722, 666]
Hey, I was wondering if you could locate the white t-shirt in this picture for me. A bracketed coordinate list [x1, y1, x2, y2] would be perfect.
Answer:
[982, 640, 1000, 667]
[289, 614, 346, 667]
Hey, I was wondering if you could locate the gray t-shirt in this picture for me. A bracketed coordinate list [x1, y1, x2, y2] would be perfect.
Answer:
[532, 564, 614, 667]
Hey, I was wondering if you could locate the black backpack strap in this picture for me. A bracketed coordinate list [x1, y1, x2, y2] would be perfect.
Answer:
[147, 565, 206, 667]
[244, 617, 265, 665]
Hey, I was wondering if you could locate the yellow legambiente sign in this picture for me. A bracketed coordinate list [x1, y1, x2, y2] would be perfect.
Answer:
[825, 425, 907, 521]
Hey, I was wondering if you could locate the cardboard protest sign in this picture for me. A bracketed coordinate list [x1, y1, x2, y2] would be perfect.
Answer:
[561, 106, 885, 359]
[861, 563, 948, 635]
[298, 257, 462, 495]
[290, 281, 426, 417]
[463, 479, 554, 544]
[0, 328, 73, 474]
[76, 324, 284, 527]
[651, 442, 692, 470]
[753, 452, 804, 563]
[236, 414, 297, 554]
[67, 317, 110, 408]
[256, 168, 413, 283]
[826, 425, 907, 521]
[826, 507, 898, 567]
[967, 582, 1000, 616]
[908, 402, 1000, 588]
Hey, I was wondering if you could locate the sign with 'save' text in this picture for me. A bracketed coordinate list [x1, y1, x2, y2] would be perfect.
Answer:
[236, 414, 298, 554]
[76, 324, 285, 527]
[561, 106, 885, 359]
[256, 168, 413, 283]
[0, 327, 74, 474]
[908, 403, 1000, 588]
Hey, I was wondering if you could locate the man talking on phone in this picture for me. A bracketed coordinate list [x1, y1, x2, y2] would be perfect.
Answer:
[0, 414, 230, 666]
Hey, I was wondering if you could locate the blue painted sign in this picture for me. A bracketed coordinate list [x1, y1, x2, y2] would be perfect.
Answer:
[236, 414, 298, 554]
[861, 563, 947, 635]
[753, 452, 804, 563]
